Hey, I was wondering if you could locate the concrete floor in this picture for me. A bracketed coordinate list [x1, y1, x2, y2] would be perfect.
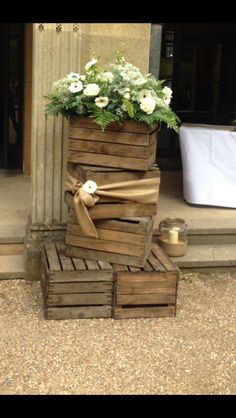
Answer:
[0, 170, 30, 227]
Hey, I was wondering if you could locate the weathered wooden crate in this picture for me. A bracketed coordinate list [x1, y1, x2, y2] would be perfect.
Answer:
[41, 241, 114, 320]
[65, 191, 158, 220]
[67, 116, 158, 171]
[113, 243, 179, 319]
[65, 217, 153, 268]
[67, 162, 161, 186]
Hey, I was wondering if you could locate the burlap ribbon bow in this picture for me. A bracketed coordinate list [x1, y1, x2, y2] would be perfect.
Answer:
[65, 170, 159, 238]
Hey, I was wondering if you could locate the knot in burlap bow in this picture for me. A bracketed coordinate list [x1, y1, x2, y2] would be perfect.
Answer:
[65, 171, 159, 238]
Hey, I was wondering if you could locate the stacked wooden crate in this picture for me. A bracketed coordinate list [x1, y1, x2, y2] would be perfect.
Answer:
[40, 117, 179, 320]
[65, 117, 160, 268]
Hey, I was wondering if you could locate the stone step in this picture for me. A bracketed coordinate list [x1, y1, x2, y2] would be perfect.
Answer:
[0, 224, 25, 244]
[0, 244, 24, 256]
[153, 229, 236, 245]
[170, 244, 236, 272]
[0, 255, 26, 279]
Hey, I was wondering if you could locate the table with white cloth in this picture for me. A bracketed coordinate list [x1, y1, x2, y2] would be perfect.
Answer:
[179, 123, 236, 207]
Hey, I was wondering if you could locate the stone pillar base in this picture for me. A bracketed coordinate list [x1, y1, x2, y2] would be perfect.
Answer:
[24, 217, 66, 281]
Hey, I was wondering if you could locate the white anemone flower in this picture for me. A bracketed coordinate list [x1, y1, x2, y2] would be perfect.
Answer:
[67, 72, 80, 81]
[68, 81, 83, 93]
[85, 58, 98, 71]
[138, 89, 152, 101]
[84, 83, 100, 96]
[140, 97, 156, 114]
[82, 180, 97, 194]
[95, 96, 109, 108]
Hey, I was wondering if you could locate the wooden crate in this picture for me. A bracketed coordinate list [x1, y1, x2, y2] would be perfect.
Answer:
[65, 191, 158, 220]
[41, 241, 114, 320]
[67, 116, 158, 171]
[113, 243, 179, 319]
[67, 162, 161, 186]
[65, 217, 153, 268]
[41, 241, 178, 320]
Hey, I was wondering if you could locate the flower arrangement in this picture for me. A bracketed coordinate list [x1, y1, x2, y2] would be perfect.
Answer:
[45, 53, 180, 132]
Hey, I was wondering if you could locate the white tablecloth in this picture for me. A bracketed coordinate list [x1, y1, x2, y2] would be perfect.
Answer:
[179, 123, 236, 207]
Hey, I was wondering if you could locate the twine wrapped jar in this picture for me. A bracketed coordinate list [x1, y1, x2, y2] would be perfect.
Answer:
[158, 218, 188, 257]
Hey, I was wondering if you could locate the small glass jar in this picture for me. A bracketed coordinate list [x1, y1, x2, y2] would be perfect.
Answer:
[158, 218, 188, 257]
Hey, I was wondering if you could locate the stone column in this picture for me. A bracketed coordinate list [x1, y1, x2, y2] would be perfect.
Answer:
[149, 24, 163, 79]
[25, 23, 82, 279]
[25, 23, 152, 280]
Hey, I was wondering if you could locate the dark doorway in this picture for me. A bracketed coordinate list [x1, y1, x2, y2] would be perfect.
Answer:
[0, 24, 24, 169]
[157, 23, 236, 170]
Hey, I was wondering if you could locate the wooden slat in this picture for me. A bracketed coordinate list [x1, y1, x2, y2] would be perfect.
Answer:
[113, 264, 129, 272]
[56, 242, 75, 271]
[152, 243, 179, 272]
[68, 136, 156, 158]
[93, 217, 153, 235]
[66, 245, 146, 268]
[147, 251, 166, 272]
[116, 272, 177, 283]
[48, 282, 112, 294]
[69, 126, 151, 144]
[84, 259, 100, 271]
[70, 163, 160, 187]
[117, 281, 176, 294]
[69, 116, 158, 134]
[65, 192, 157, 219]
[129, 266, 141, 272]
[66, 234, 145, 257]
[47, 305, 112, 320]
[97, 260, 113, 270]
[67, 223, 148, 246]
[116, 293, 176, 305]
[49, 270, 113, 282]
[48, 293, 112, 306]
[142, 260, 153, 272]
[72, 257, 86, 270]
[114, 305, 175, 319]
[44, 241, 61, 272]
[67, 149, 156, 171]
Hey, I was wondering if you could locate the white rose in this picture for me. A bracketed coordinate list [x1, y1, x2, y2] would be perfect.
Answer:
[82, 180, 97, 194]
[68, 81, 83, 93]
[162, 86, 172, 99]
[140, 97, 156, 114]
[83, 83, 100, 96]
[162, 86, 172, 106]
[85, 58, 97, 71]
[101, 71, 114, 83]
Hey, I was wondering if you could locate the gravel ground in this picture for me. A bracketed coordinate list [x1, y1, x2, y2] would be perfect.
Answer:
[0, 273, 235, 395]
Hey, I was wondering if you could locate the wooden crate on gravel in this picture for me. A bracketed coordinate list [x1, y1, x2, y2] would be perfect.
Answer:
[41, 241, 114, 320]
[113, 243, 179, 319]
[65, 217, 153, 268]
[41, 241, 178, 320]
[67, 116, 158, 171]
